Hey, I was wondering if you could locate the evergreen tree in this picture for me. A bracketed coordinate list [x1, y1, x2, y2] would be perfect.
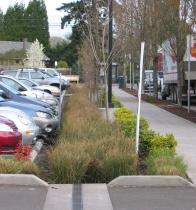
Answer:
[57, 1, 88, 68]
[25, 0, 49, 49]
[0, 9, 4, 40]
[3, 3, 26, 41]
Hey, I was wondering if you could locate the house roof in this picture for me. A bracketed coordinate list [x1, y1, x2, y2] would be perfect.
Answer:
[0, 41, 49, 61]
[0, 41, 31, 54]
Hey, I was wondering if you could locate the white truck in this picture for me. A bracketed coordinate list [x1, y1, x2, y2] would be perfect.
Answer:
[160, 34, 196, 103]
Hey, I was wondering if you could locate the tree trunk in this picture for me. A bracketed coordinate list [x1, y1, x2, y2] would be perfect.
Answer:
[177, 61, 184, 106]
[153, 56, 158, 99]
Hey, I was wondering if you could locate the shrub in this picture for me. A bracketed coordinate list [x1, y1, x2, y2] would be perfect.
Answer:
[15, 145, 32, 160]
[146, 149, 187, 178]
[150, 134, 177, 153]
[115, 108, 177, 156]
[0, 157, 40, 175]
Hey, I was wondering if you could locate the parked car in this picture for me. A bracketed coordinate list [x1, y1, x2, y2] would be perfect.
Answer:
[2, 69, 67, 90]
[0, 107, 40, 145]
[19, 78, 60, 97]
[0, 75, 59, 108]
[0, 82, 58, 117]
[39, 68, 70, 87]
[40, 68, 79, 83]
[0, 94, 59, 138]
[0, 116, 21, 154]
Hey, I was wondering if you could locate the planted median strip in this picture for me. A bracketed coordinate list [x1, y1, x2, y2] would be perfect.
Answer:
[48, 87, 137, 183]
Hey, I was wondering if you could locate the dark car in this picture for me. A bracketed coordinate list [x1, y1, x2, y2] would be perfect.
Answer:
[0, 116, 22, 154]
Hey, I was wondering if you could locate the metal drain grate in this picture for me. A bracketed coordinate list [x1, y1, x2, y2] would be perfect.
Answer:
[72, 184, 83, 210]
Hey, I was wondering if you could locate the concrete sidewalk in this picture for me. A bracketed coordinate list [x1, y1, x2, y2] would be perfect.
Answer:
[113, 85, 196, 183]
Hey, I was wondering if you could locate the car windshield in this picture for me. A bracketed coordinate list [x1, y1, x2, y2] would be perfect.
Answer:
[40, 71, 54, 78]
[0, 81, 22, 95]
[20, 79, 38, 87]
[47, 69, 59, 76]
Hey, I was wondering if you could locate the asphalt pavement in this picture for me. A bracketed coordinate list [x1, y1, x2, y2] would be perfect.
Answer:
[112, 85, 196, 183]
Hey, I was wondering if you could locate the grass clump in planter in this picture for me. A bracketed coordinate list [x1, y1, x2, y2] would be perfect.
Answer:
[146, 149, 187, 178]
[48, 86, 137, 183]
[0, 157, 40, 175]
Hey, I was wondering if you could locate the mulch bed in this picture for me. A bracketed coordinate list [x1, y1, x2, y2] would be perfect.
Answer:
[124, 88, 196, 124]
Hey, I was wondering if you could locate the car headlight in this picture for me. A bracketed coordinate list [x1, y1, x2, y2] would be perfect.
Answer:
[0, 123, 13, 132]
[18, 115, 31, 125]
[36, 111, 51, 119]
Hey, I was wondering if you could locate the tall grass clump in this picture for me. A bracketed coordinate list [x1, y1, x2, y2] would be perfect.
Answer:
[146, 149, 187, 178]
[48, 142, 91, 183]
[48, 86, 137, 183]
[0, 157, 40, 175]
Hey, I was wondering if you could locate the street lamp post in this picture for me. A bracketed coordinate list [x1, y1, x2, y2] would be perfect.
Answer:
[108, 0, 113, 107]
[188, 34, 191, 113]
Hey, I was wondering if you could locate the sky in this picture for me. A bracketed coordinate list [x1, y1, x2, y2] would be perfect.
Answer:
[0, 0, 75, 38]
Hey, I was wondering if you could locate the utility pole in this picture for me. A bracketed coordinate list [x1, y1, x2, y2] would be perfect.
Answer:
[188, 34, 191, 113]
[108, 0, 113, 107]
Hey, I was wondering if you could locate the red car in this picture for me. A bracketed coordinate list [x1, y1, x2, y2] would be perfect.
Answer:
[0, 116, 22, 154]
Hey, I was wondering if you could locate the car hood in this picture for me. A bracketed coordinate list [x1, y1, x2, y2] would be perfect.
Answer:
[34, 85, 60, 92]
[0, 100, 51, 117]
[22, 90, 55, 100]
[20, 95, 50, 108]
[0, 108, 36, 128]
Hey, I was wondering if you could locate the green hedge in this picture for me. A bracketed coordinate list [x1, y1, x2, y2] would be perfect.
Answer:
[115, 107, 187, 178]
[115, 108, 177, 156]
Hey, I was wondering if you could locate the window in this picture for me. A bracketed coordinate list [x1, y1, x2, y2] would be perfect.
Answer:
[3, 71, 17, 77]
[48, 69, 58, 76]
[20, 79, 34, 87]
[18, 72, 29, 79]
[0, 78, 26, 92]
[30, 72, 44, 79]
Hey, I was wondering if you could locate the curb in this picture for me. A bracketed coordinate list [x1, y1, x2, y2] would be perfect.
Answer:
[108, 176, 195, 188]
[30, 139, 44, 162]
[0, 174, 49, 187]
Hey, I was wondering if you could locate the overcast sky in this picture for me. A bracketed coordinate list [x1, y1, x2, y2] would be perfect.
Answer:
[0, 0, 75, 38]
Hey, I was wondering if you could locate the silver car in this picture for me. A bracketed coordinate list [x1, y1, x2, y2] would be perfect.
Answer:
[0, 75, 59, 108]
[19, 78, 60, 97]
[0, 107, 40, 145]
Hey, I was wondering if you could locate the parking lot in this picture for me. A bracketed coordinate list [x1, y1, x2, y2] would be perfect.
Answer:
[0, 68, 69, 157]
